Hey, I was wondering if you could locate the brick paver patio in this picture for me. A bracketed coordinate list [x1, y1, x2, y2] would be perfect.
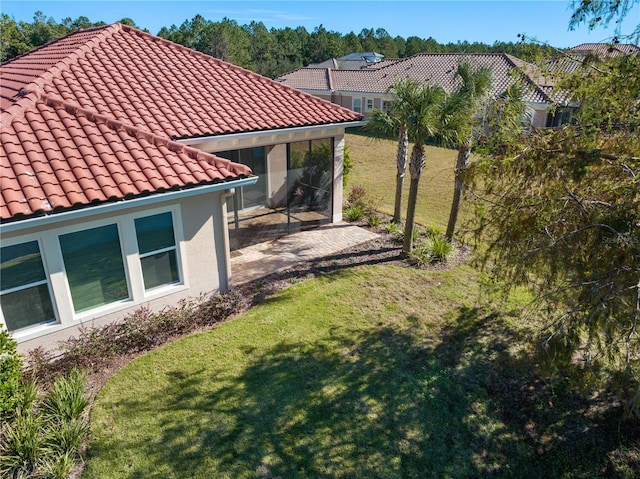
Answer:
[230, 222, 379, 285]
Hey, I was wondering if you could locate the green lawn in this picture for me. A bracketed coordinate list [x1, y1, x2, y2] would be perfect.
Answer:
[84, 132, 637, 477]
[85, 265, 636, 478]
[345, 132, 464, 231]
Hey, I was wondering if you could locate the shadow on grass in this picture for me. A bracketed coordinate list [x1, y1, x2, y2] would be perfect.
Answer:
[89, 307, 639, 478]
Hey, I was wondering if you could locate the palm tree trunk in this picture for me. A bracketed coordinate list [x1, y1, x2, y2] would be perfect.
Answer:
[402, 144, 425, 256]
[445, 145, 471, 240]
[393, 128, 409, 223]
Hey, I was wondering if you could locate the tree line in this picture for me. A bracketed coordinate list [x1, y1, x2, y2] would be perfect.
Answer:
[1, 11, 555, 77]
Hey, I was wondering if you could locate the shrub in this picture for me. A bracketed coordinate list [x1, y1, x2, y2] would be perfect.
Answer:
[423, 224, 443, 239]
[343, 145, 353, 186]
[388, 224, 419, 245]
[0, 326, 24, 420]
[367, 214, 382, 227]
[0, 412, 45, 478]
[382, 221, 400, 235]
[26, 290, 244, 383]
[410, 236, 455, 266]
[0, 371, 89, 479]
[344, 205, 365, 222]
[40, 369, 89, 424]
[347, 185, 368, 209]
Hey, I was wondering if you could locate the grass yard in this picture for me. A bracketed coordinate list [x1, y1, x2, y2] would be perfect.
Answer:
[345, 132, 465, 231]
[85, 265, 637, 478]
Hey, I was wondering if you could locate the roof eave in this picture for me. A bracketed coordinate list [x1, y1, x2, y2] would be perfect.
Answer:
[176, 121, 366, 149]
[0, 176, 258, 234]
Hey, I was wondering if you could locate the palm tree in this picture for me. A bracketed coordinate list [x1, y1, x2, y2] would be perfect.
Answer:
[402, 84, 446, 255]
[439, 63, 492, 241]
[365, 79, 422, 223]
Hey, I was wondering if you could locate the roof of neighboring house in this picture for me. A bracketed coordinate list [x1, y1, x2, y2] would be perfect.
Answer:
[568, 43, 640, 56]
[278, 53, 553, 104]
[1, 23, 362, 222]
[309, 52, 385, 70]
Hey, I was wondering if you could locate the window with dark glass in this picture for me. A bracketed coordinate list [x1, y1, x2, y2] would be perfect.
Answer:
[135, 212, 179, 291]
[0, 241, 55, 331]
[59, 224, 129, 313]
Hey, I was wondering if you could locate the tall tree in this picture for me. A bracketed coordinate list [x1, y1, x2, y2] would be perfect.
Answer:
[365, 79, 422, 223]
[569, 0, 639, 38]
[402, 84, 446, 255]
[440, 63, 492, 240]
[471, 51, 640, 417]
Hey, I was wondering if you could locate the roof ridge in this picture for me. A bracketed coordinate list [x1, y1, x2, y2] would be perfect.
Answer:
[0, 24, 112, 67]
[501, 54, 553, 103]
[1, 24, 120, 120]
[29, 24, 120, 88]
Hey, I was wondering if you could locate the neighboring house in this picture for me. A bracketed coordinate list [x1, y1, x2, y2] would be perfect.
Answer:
[277, 53, 570, 128]
[0, 23, 363, 350]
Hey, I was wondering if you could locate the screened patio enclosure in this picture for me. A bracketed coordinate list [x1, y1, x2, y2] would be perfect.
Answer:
[220, 138, 335, 250]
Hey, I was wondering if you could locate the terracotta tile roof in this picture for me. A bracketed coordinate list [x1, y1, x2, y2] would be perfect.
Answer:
[1, 23, 361, 222]
[2, 23, 361, 138]
[1, 93, 251, 220]
[278, 53, 552, 104]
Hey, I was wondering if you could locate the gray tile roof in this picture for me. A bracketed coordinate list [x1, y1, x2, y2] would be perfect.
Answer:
[279, 53, 552, 104]
[569, 43, 640, 56]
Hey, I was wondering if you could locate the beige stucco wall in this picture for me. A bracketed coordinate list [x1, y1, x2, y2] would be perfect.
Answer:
[9, 190, 230, 354]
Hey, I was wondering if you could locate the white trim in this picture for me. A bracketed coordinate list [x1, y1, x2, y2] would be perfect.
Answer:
[2, 205, 192, 339]
[352, 98, 362, 113]
[365, 98, 374, 112]
[0, 177, 258, 235]
[176, 122, 365, 148]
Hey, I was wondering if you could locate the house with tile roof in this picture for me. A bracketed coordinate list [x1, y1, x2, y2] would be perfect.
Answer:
[277, 53, 567, 128]
[0, 23, 363, 350]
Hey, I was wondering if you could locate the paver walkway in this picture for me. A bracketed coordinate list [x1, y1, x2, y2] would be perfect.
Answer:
[230, 222, 379, 285]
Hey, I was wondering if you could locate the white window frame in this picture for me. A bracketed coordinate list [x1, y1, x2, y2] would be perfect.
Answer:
[0, 238, 58, 334]
[52, 205, 187, 322]
[58, 221, 133, 317]
[365, 98, 374, 112]
[133, 210, 183, 294]
[352, 98, 362, 113]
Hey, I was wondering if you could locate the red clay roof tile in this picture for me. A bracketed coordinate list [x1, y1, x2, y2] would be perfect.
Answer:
[1, 23, 360, 222]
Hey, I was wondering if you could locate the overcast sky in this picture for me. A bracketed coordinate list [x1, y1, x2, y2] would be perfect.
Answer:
[4, 0, 639, 48]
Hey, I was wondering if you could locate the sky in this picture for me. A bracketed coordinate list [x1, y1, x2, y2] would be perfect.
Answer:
[3, 0, 639, 49]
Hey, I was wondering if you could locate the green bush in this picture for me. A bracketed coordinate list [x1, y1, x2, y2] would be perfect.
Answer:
[423, 224, 443, 239]
[344, 205, 365, 222]
[40, 369, 89, 424]
[0, 326, 24, 421]
[411, 236, 455, 266]
[367, 214, 382, 227]
[343, 145, 353, 186]
[382, 221, 400, 235]
[0, 370, 89, 479]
